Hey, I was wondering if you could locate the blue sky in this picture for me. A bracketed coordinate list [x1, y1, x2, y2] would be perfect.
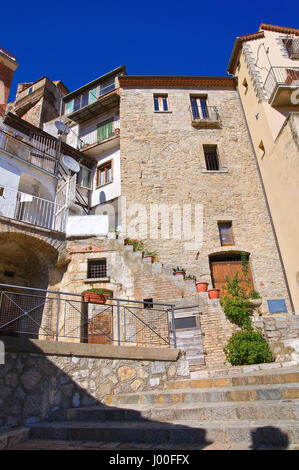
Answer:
[2, 0, 299, 100]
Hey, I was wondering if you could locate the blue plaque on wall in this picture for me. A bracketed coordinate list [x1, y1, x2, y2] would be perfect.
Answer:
[267, 299, 287, 314]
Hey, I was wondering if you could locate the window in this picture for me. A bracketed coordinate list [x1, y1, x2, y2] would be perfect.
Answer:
[203, 145, 220, 171]
[87, 259, 107, 279]
[77, 165, 92, 189]
[284, 38, 299, 59]
[96, 161, 113, 187]
[258, 140, 265, 159]
[154, 94, 168, 111]
[28, 87, 33, 95]
[97, 119, 113, 142]
[143, 298, 153, 309]
[242, 78, 248, 93]
[174, 316, 197, 330]
[190, 96, 209, 120]
[218, 222, 234, 246]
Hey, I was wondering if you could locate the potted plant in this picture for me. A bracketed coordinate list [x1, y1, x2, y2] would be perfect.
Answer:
[173, 266, 186, 277]
[185, 273, 196, 282]
[208, 288, 220, 299]
[115, 128, 120, 135]
[82, 288, 110, 304]
[196, 281, 209, 292]
[249, 290, 262, 308]
[144, 251, 159, 263]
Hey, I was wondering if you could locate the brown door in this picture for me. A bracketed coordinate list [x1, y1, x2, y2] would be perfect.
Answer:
[87, 307, 113, 344]
[210, 258, 254, 298]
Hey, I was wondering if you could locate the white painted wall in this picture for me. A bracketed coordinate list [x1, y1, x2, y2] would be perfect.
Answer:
[66, 214, 109, 237]
[91, 147, 121, 207]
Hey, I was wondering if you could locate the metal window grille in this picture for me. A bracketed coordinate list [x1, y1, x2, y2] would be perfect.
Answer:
[87, 259, 107, 279]
[204, 147, 219, 171]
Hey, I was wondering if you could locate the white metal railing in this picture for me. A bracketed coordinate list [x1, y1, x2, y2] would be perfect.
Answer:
[0, 186, 67, 232]
[189, 105, 219, 123]
[79, 119, 120, 149]
[0, 128, 58, 175]
[264, 67, 299, 96]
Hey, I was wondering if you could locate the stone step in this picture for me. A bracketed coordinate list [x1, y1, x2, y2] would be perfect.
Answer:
[104, 383, 299, 406]
[28, 419, 299, 446]
[190, 362, 299, 379]
[52, 400, 299, 424]
[164, 368, 299, 391]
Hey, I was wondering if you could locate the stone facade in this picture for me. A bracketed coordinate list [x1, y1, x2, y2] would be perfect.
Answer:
[0, 347, 189, 429]
[119, 83, 291, 313]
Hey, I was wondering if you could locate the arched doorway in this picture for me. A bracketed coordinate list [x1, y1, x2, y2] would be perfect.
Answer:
[0, 232, 58, 338]
[209, 252, 254, 298]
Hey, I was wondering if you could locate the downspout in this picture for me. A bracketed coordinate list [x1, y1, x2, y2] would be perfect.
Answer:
[234, 82, 295, 314]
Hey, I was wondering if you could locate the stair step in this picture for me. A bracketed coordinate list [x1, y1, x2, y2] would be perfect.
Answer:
[29, 419, 299, 446]
[164, 368, 299, 390]
[52, 400, 299, 424]
[105, 383, 299, 406]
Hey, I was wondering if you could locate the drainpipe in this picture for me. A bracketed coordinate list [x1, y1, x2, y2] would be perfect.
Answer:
[234, 84, 295, 314]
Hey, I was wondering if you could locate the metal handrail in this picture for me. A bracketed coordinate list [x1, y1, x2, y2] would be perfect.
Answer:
[0, 284, 177, 348]
[0, 186, 67, 232]
[0, 128, 58, 175]
[189, 105, 219, 121]
[264, 66, 299, 95]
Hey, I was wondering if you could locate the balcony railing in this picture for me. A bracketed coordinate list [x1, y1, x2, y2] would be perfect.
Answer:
[0, 128, 58, 175]
[0, 284, 177, 348]
[0, 186, 67, 232]
[79, 119, 120, 150]
[189, 105, 219, 126]
[65, 81, 116, 116]
[264, 67, 299, 100]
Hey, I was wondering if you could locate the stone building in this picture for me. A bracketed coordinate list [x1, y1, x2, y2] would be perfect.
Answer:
[227, 23, 299, 314]
[0, 47, 18, 117]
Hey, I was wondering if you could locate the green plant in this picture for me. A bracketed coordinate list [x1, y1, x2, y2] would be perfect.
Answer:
[173, 266, 186, 274]
[185, 273, 196, 281]
[221, 296, 253, 328]
[82, 288, 110, 295]
[224, 328, 273, 366]
[223, 273, 246, 298]
[144, 251, 159, 262]
[125, 238, 144, 252]
[250, 290, 262, 299]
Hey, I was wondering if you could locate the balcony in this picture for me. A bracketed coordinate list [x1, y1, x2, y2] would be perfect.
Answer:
[0, 186, 67, 232]
[0, 128, 58, 175]
[189, 105, 220, 128]
[78, 119, 120, 157]
[264, 67, 299, 106]
[65, 83, 120, 124]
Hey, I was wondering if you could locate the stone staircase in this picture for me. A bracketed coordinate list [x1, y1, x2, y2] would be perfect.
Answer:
[13, 365, 299, 450]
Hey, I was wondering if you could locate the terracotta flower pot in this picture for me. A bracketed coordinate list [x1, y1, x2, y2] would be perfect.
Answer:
[83, 292, 108, 304]
[249, 298, 262, 308]
[174, 271, 185, 276]
[196, 282, 209, 292]
[144, 255, 154, 263]
[208, 289, 220, 299]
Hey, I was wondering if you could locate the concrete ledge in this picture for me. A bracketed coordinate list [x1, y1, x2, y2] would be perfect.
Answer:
[1, 336, 181, 362]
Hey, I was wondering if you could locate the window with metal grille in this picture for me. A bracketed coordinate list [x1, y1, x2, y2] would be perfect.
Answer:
[87, 259, 107, 279]
[143, 298, 153, 309]
[203, 145, 219, 171]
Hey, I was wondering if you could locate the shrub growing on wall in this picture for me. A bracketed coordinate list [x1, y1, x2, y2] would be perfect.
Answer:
[221, 253, 273, 366]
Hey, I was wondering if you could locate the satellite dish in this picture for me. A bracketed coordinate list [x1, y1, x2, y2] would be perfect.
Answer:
[55, 121, 70, 135]
[60, 155, 80, 173]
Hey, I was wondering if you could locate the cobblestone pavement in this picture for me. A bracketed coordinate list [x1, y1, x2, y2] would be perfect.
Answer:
[7, 439, 298, 450]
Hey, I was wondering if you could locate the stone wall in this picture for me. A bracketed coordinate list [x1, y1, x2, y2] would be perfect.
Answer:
[0, 341, 189, 429]
[253, 313, 299, 364]
[119, 85, 291, 312]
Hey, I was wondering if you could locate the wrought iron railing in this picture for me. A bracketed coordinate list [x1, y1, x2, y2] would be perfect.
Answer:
[78, 119, 120, 149]
[0, 284, 177, 348]
[264, 66, 299, 96]
[189, 105, 219, 122]
[0, 128, 58, 175]
[0, 186, 67, 232]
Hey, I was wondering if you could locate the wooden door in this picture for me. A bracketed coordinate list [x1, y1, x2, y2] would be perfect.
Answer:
[210, 259, 254, 298]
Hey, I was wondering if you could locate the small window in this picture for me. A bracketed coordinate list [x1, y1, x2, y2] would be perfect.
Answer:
[242, 78, 248, 93]
[143, 298, 153, 309]
[218, 222, 234, 246]
[28, 87, 33, 95]
[87, 259, 107, 279]
[154, 95, 168, 111]
[203, 145, 220, 171]
[174, 316, 197, 330]
[96, 161, 113, 187]
[258, 140, 265, 159]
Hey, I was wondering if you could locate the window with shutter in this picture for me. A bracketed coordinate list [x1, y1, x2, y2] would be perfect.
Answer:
[218, 222, 234, 246]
